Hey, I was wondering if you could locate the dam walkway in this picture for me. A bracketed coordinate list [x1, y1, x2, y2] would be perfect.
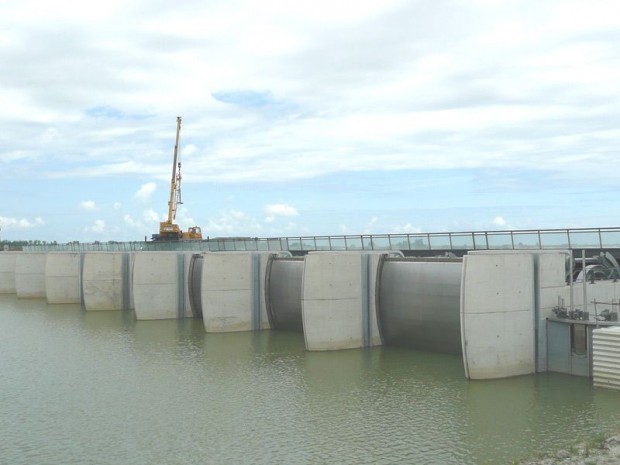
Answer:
[22, 226, 620, 254]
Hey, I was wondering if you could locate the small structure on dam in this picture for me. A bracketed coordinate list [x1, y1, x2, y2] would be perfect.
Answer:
[3, 227, 620, 388]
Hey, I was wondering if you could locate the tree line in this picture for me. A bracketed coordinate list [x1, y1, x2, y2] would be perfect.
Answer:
[1, 240, 59, 251]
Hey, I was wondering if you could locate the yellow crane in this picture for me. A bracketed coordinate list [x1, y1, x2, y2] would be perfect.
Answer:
[153, 116, 203, 241]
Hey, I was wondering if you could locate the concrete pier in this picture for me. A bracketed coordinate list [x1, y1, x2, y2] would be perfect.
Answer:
[45, 252, 82, 304]
[532, 252, 569, 372]
[0, 252, 18, 294]
[200, 252, 272, 332]
[302, 252, 382, 351]
[82, 252, 133, 311]
[461, 253, 536, 379]
[15, 253, 47, 298]
[133, 252, 192, 320]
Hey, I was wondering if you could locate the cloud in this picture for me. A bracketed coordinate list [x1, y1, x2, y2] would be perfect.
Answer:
[113, 202, 122, 210]
[85, 105, 150, 120]
[123, 214, 142, 229]
[181, 144, 197, 157]
[212, 90, 278, 108]
[2, 2, 617, 188]
[392, 222, 421, 234]
[2, 1, 620, 240]
[85, 219, 105, 234]
[80, 200, 97, 211]
[0, 216, 44, 230]
[134, 182, 157, 202]
[263, 204, 299, 223]
[364, 216, 379, 233]
[206, 209, 263, 236]
[143, 209, 161, 223]
[174, 206, 198, 229]
[493, 216, 507, 227]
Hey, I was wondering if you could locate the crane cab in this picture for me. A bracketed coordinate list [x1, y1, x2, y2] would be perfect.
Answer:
[182, 226, 203, 240]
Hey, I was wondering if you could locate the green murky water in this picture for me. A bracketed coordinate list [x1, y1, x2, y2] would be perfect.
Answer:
[1, 295, 619, 464]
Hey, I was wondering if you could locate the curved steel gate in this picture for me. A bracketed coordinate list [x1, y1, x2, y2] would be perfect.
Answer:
[265, 257, 304, 332]
[188, 254, 204, 319]
[377, 258, 463, 354]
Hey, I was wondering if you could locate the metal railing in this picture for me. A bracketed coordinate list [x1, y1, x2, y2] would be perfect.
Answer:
[20, 227, 620, 253]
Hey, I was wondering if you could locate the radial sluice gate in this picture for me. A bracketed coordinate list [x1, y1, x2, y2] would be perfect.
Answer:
[260, 253, 464, 355]
[188, 253, 204, 319]
[377, 257, 463, 355]
[265, 256, 304, 332]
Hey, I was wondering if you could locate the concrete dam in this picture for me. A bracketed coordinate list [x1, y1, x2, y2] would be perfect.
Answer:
[1, 247, 620, 387]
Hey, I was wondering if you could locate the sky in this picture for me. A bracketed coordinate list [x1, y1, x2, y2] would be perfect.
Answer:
[1, 0, 620, 243]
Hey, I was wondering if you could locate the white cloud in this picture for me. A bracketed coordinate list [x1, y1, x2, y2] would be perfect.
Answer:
[123, 214, 142, 229]
[143, 209, 160, 223]
[80, 200, 97, 211]
[0, 216, 44, 229]
[181, 144, 198, 157]
[493, 216, 507, 227]
[134, 182, 157, 202]
[364, 216, 379, 233]
[263, 204, 299, 222]
[206, 209, 263, 236]
[85, 219, 105, 234]
[175, 206, 198, 229]
[3, 1, 620, 240]
[113, 202, 122, 210]
[392, 222, 421, 234]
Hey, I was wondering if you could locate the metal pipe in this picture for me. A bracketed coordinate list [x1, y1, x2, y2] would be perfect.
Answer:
[569, 250, 574, 313]
[582, 249, 587, 314]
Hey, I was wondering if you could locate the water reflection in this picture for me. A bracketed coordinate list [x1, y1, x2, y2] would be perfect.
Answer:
[1, 295, 619, 465]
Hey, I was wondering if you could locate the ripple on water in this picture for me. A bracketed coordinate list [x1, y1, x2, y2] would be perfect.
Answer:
[1, 296, 620, 465]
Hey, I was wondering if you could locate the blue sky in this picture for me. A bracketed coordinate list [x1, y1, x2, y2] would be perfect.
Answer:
[1, 0, 620, 243]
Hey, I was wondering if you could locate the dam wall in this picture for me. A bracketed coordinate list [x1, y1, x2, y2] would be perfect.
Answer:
[15, 252, 47, 298]
[460, 253, 536, 380]
[0, 252, 18, 294]
[133, 252, 193, 320]
[82, 252, 134, 311]
[45, 252, 82, 304]
[301, 252, 382, 351]
[199, 252, 273, 333]
[1, 249, 618, 384]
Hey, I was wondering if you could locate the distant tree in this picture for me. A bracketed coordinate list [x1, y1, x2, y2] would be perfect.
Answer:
[1, 240, 29, 251]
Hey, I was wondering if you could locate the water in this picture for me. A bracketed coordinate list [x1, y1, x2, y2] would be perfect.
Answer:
[1, 295, 619, 465]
